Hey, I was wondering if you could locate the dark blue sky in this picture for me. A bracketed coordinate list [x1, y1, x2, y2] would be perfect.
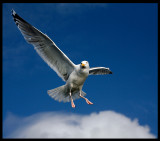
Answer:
[3, 3, 158, 137]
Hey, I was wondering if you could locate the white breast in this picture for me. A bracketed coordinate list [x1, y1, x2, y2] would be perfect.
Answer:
[67, 68, 88, 88]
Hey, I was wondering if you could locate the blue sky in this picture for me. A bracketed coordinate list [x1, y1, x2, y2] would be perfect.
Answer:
[3, 3, 158, 138]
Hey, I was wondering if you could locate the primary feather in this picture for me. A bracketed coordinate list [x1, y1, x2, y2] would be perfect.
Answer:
[12, 9, 75, 81]
[89, 67, 112, 75]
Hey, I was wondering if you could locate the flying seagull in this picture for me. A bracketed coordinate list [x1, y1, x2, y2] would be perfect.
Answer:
[11, 10, 112, 108]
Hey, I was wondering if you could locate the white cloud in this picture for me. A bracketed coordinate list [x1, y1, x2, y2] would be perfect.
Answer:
[3, 111, 155, 138]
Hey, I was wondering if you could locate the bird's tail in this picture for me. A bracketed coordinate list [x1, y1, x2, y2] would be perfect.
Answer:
[47, 85, 86, 103]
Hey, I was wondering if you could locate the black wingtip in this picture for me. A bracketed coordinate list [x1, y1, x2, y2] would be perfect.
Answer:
[11, 9, 29, 26]
[11, 9, 16, 17]
[109, 71, 113, 74]
[11, 9, 19, 25]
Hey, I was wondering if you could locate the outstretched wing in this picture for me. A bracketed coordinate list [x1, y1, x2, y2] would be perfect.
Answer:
[89, 67, 112, 75]
[12, 10, 75, 81]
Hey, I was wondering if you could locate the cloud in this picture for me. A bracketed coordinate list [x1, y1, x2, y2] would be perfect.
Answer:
[3, 111, 155, 138]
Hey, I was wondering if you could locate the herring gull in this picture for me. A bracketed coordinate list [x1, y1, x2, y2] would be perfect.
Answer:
[11, 10, 112, 108]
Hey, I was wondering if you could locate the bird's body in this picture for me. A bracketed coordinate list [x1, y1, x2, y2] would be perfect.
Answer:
[11, 10, 112, 108]
[48, 61, 90, 107]
[67, 62, 89, 90]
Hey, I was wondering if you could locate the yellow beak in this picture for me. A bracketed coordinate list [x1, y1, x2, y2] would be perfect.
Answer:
[81, 63, 85, 67]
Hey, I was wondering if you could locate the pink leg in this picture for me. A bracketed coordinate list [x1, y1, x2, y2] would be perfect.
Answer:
[71, 98, 75, 108]
[80, 91, 93, 105]
[70, 91, 75, 108]
[85, 98, 93, 105]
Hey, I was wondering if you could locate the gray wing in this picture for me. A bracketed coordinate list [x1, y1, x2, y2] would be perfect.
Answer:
[89, 67, 112, 75]
[12, 10, 75, 81]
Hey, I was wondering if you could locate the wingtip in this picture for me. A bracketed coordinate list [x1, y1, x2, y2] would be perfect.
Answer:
[11, 9, 16, 16]
[109, 71, 113, 74]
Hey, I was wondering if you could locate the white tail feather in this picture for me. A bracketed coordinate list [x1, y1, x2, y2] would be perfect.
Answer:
[47, 85, 86, 103]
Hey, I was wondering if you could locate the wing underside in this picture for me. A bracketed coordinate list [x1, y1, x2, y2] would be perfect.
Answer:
[89, 67, 112, 75]
[12, 10, 75, 81]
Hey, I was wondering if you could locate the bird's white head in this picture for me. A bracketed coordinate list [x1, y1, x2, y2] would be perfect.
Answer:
[80, 61, 89, 69]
